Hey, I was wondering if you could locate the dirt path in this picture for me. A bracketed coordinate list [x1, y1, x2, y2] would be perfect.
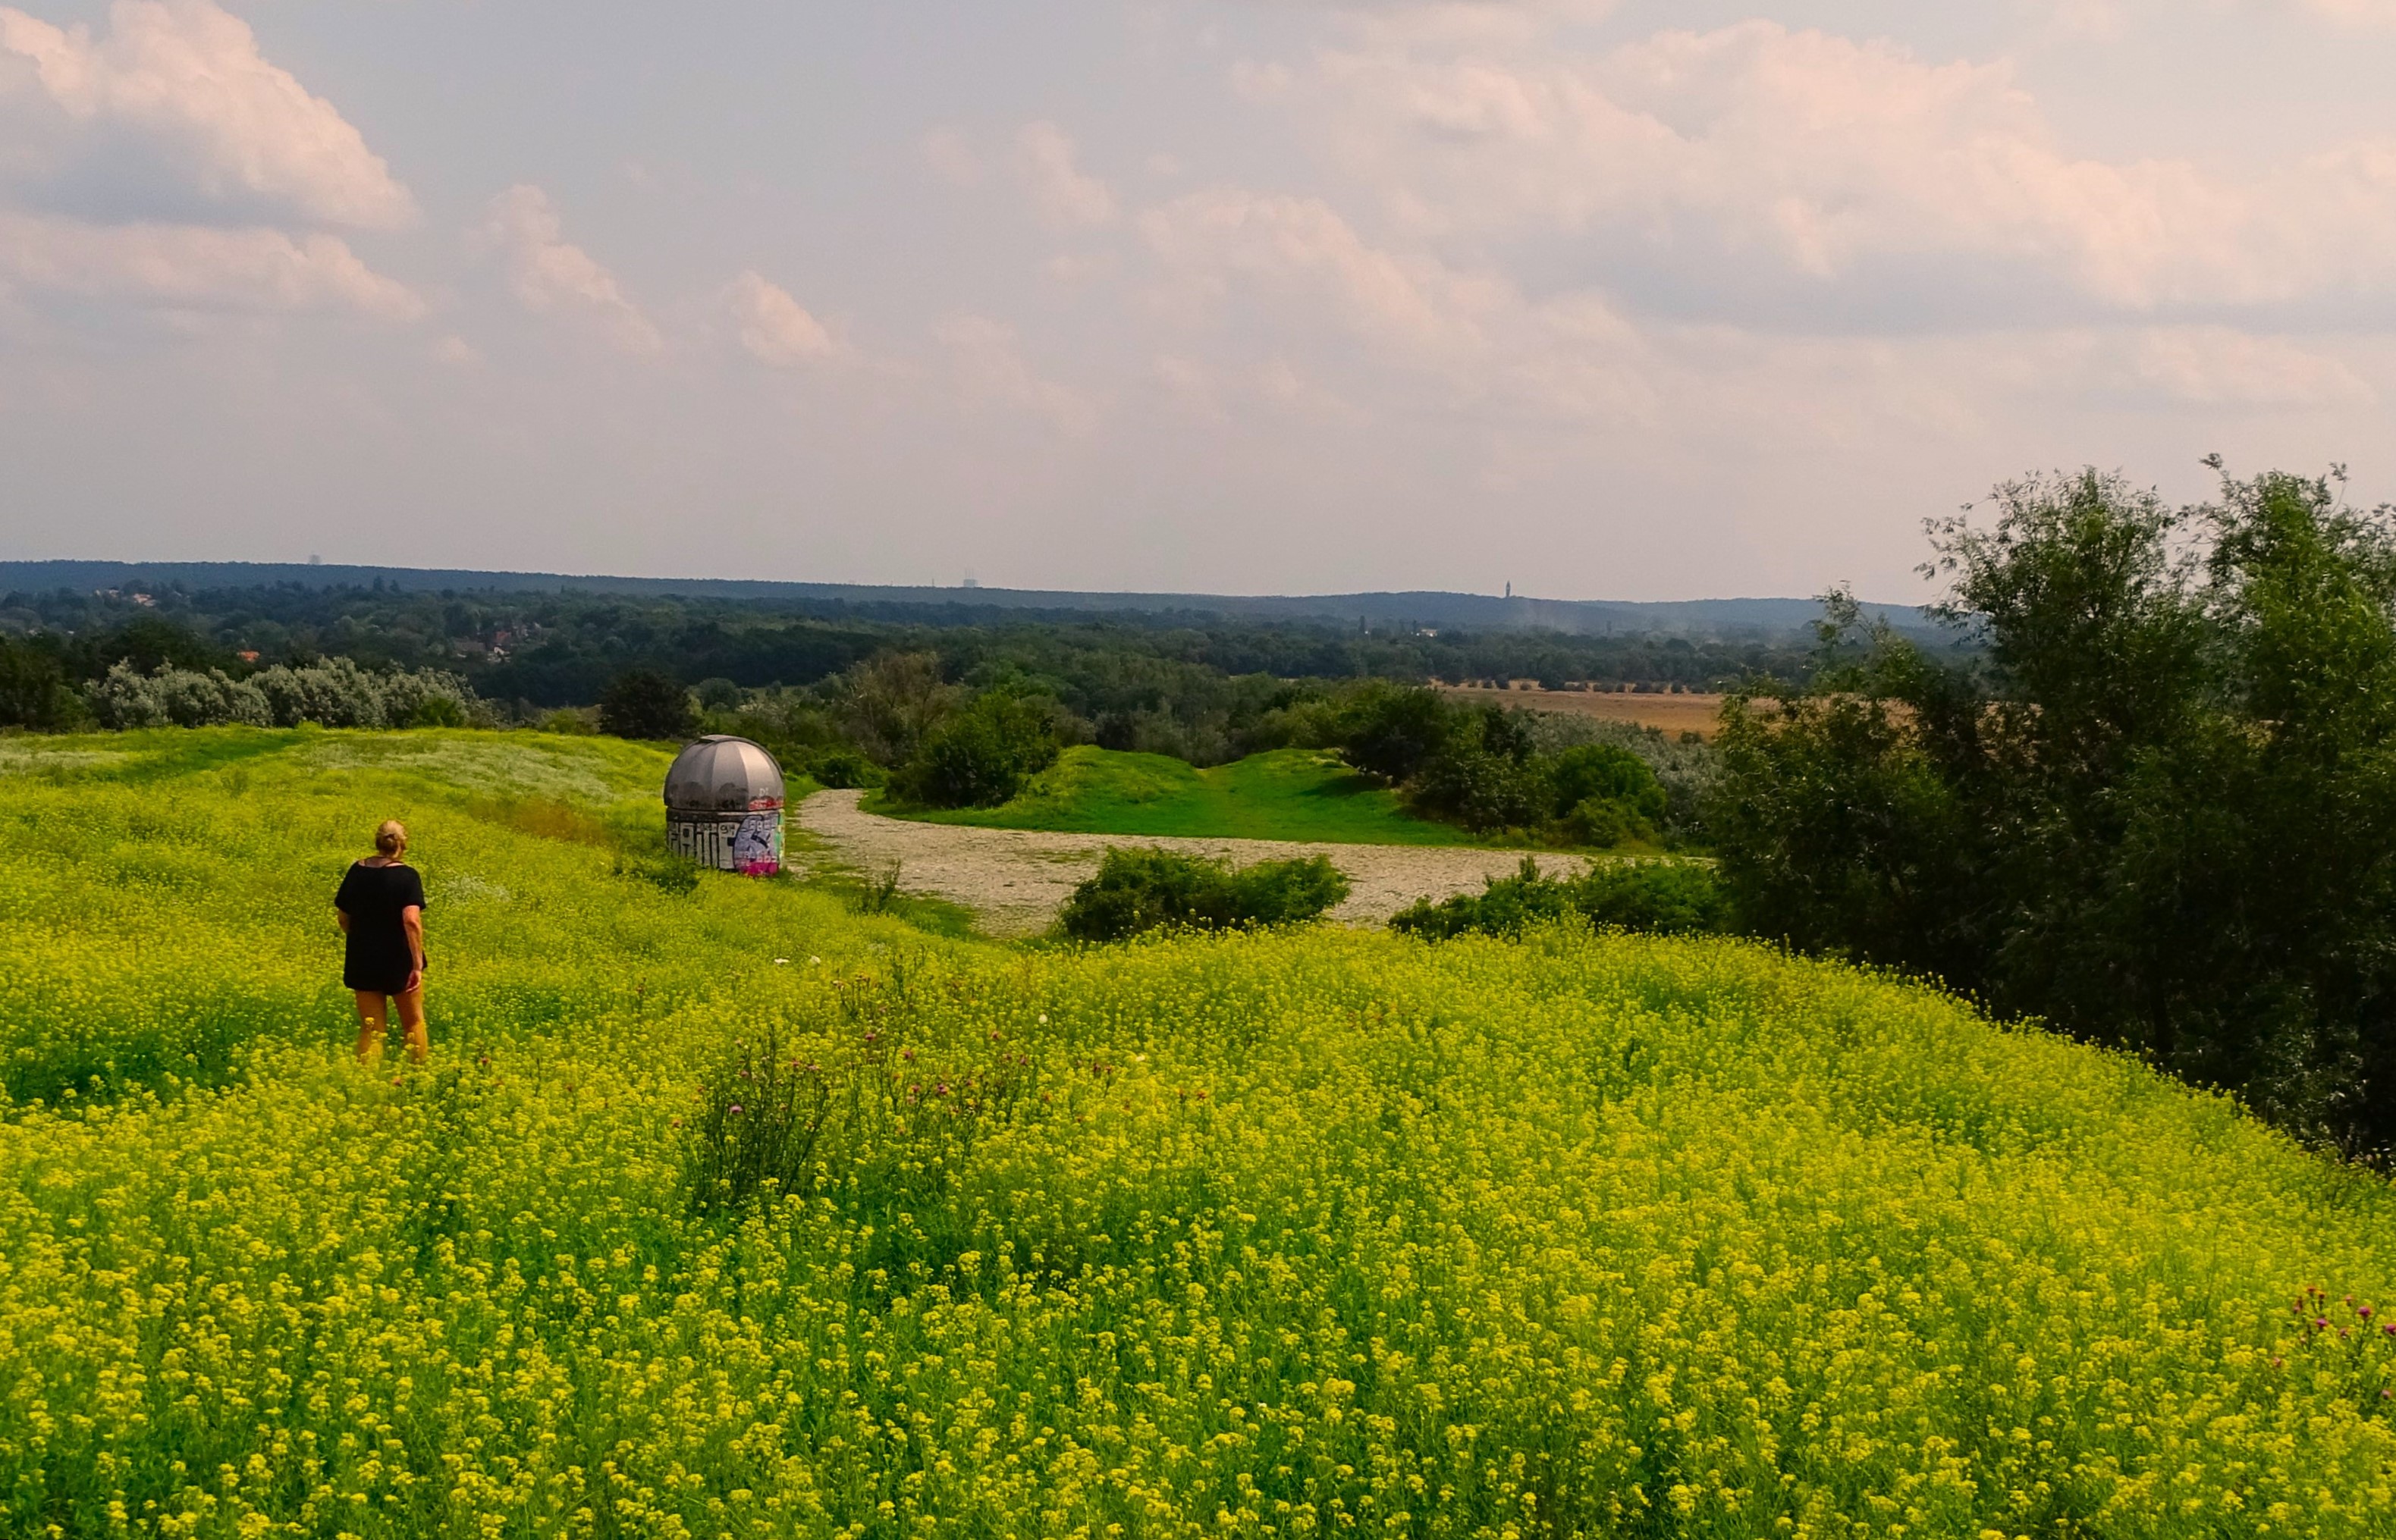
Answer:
[795, 789, 1591, 936]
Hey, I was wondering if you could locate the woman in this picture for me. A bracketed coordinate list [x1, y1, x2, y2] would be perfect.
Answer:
[335, 820, 430, 1063]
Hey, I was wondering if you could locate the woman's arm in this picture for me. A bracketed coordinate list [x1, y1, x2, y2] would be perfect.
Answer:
[400, 904, 425, 992]
[336, 909, 351, 933]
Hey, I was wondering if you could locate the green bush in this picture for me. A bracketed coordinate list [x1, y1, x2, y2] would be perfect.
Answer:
[892, 690, 1061, 808]
[599, 669, 699, 742]
[0, 637, 84, 730]
[1336, 683, 1456, 784]
[1059, 848, 1349, 942]
[805, 747, 884, 790]
[1546, 743, 1665, 832]
[1393, 856, 1729, 940]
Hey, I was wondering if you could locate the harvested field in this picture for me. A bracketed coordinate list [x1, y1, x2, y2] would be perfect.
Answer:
[796, 788, 1590, 936]
[1442, 682, 1735, 738]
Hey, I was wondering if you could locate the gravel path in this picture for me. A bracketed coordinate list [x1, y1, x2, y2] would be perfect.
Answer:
[795, 789, 1591, 936]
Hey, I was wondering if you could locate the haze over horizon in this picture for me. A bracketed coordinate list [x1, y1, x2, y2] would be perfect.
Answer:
[5, 2, 2396, 601]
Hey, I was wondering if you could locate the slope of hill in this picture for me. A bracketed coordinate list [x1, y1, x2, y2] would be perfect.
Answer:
[0, 557, 1941, 637]
[0, 728, 2388, 1535]
[868, 745, 1480, 845]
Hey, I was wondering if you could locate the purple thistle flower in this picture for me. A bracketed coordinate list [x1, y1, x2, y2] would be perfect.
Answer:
[729, 1104, 744, 1115]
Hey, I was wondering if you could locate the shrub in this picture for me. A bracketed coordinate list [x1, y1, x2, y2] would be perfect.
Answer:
[253, 657, 391, 728]
[892, 690, 1060, 808]
[1393, 856, 1729, 940]
[379, 667, 480, 729]
[1544, 742, 1667, 846]
[86, 658, 476, 732]
[1059, 848, 1349, 941]
[599, 669, 699, 741]
[1336, 683, 1455, 783]
[0, 638, 83, 730]
[805, 747, 883, 790]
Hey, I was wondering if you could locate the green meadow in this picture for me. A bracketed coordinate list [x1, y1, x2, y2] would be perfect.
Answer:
[868, 744, 1479, 845]
[0, 728, 2391, 1536]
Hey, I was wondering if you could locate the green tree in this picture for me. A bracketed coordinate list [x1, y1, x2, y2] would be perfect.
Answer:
[1707, 466, 2396, 1156]
[0, 637, 83, 730]
[598, 669, 699, 741]
[891, 690, 1062, 808]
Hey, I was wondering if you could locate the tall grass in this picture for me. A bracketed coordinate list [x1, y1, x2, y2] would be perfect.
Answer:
[0, 729, 2391, 1535]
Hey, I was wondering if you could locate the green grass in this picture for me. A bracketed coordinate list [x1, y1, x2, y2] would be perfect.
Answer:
[2, 728, 2394, 1536]
[870, 744, 1480, 844]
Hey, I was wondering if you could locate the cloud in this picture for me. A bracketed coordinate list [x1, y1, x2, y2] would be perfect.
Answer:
[0, 0, 413, 230]
[2124, 326, 2374, 407]
[482, 184, 661, 353]
[1013, 121, 1116, 227]
[1298, 17, 2396, 315]
[933, 312, 1098, 433]
[0, 209, 421, 317]
[726, 269, 844, 365]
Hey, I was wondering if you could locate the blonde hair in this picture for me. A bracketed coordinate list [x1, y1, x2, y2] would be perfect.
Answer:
[373, 820, 408, 858]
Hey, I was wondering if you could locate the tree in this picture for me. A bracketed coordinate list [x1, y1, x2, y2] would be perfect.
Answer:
[1707, 466, 2396, 1157]
[1337, 684, 1455, 784]
[0, 637, 83, 730]
[831, 651, 956, 766]
[890, 689, 1061, 808]
[599, 669, 699, 741]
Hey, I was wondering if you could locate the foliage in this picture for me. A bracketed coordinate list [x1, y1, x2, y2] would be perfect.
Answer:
[1334, 680, 1457, 783]
[0, 635, 83, 729]
[1057, 846, 1349, 940]
[1324, 685, 1696, 846]
[881, 745, 1476, 845]
[1392, 855, 1729, 939]
[83, 657, 482, 731]
[831, 650, 958, 766]
[1710, 466, 2396, 1156]
[2, 579, 1832, 714]
[802, 745, 883, 789]
[598, 666, 699, 741]
[0, 729, 2391, 1535]
[887, 688, 1062, 808]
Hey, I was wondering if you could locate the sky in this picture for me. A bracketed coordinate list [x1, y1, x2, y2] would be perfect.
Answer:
[5, 2, 2396, 601]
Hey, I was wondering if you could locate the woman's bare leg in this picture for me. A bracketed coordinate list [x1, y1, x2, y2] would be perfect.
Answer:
[392, 984, 429, 1063]
[353, 990, 388, 1062]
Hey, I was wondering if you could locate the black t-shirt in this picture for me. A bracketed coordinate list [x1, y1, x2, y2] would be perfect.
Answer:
[335, 861, 428, 991]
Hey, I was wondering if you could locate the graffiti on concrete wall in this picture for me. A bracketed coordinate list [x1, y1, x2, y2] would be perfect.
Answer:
[668, 809, 783, 876]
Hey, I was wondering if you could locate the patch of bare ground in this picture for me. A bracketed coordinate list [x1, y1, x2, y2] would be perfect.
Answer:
[1440, 682, 1738, 739]
[794, 789, 1591, 937]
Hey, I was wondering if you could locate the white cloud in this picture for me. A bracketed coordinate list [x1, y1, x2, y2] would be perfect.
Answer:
[1300, 17, 2396, 313]
[482, 183, 661, 353]
[934, 312, 1098, 434]
[726, 268, 843, 365]
[2124, 326, 2374, 407]
[1141, 188, 1499, 360]
[0, 0, 413, 229]
[1013, 121, 1116, 227]
[0, 209, 420, 317]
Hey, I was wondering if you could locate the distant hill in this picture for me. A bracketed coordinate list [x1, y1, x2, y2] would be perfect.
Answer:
[0, 559, 1942, 638]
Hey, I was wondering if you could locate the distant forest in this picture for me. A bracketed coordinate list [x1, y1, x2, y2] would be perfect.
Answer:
[0, 579, 1879, 711]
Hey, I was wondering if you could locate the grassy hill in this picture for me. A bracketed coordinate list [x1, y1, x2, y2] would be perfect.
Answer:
[2, 728, 2393, 1535]
[869, 744, 1481, 845]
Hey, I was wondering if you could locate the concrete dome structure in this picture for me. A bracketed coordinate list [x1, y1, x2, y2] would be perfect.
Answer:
[664, 735, 786, 875]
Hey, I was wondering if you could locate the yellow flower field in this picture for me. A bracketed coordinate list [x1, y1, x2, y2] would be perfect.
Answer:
[1, 729, 2391, 1537]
